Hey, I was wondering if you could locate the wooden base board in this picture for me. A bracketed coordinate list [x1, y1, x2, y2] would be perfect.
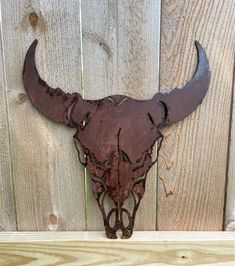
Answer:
[0, 232, 234, 265]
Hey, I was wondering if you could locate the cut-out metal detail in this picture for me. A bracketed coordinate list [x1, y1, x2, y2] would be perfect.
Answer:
[23, 40, 210, 239]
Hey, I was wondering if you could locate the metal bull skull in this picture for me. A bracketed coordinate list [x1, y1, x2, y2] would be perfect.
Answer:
[23, 40, 210, 239]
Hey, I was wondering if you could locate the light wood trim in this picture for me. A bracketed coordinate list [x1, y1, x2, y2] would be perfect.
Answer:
[0, 232, 234, 266]
[0, 231, 234, 242]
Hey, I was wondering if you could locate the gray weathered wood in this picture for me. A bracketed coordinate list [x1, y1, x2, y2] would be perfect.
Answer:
[117, 0, 160, 230]
[81, 0, 118, 230]
[1, 0, 85, 230]
[82, 0, 160, 230]
[158, 0, 235, 230]
[0, 14, 16, 230]
[226, 67, 235, 231]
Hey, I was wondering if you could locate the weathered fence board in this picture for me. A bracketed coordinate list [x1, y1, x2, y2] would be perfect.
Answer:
[158, 0, 235, 230]
[117, 0, 160, 230]
[0, 15, 16, 230]
[0, 0, 85, 230]
[82, 0, 160, 230]
[226, 67, 235, 231]
[0, 232, 234, 266]
[82, 0, 119, 230]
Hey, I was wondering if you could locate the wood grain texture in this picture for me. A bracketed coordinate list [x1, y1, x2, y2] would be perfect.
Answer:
[82, 0, 118, 230]
[0, 232, 234, 266]
[158, 0, 235, 230]
[0, 231, 234, 241]
[226, 64, 235, 231]
[1, 0, 85, 230]
[117, 0, 160, 230]
[0, 9, 16, 230]
[82, 0, 160, 230]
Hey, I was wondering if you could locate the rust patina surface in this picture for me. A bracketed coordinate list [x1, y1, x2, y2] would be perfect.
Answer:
[23, 40, 210, 239]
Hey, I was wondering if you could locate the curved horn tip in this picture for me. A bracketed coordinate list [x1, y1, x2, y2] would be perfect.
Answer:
[27, 39, 38, 53]
[154, 40, 210, 126]
[24, 39, 38, 60]
[194, 41, 204, 55]
[195, 40, 201, 48]
[31, 39, 38, 48]
[23, 39, 38, 74]
[194, 41, 208, 61]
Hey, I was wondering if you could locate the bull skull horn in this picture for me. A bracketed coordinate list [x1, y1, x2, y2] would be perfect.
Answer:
[23, 40, 210, 128]
[155, 41, 211, 126]
[22, 39, 81, 127]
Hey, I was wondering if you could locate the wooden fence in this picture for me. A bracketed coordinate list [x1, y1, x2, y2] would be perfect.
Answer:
[0, 0, 235, 232]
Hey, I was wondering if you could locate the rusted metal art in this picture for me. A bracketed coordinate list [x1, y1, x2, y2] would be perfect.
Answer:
[23, 40, 210, 239]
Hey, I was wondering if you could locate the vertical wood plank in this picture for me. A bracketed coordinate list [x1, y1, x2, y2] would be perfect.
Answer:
[1, 0, 85, 230]
[225, 66, 235, 231]
[82, 0, 118, 230]
[158, 0, 235, 230]
[0, 10, 16, 230]
[82, 0, 161, 230]
[117, 0, 160, 230]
